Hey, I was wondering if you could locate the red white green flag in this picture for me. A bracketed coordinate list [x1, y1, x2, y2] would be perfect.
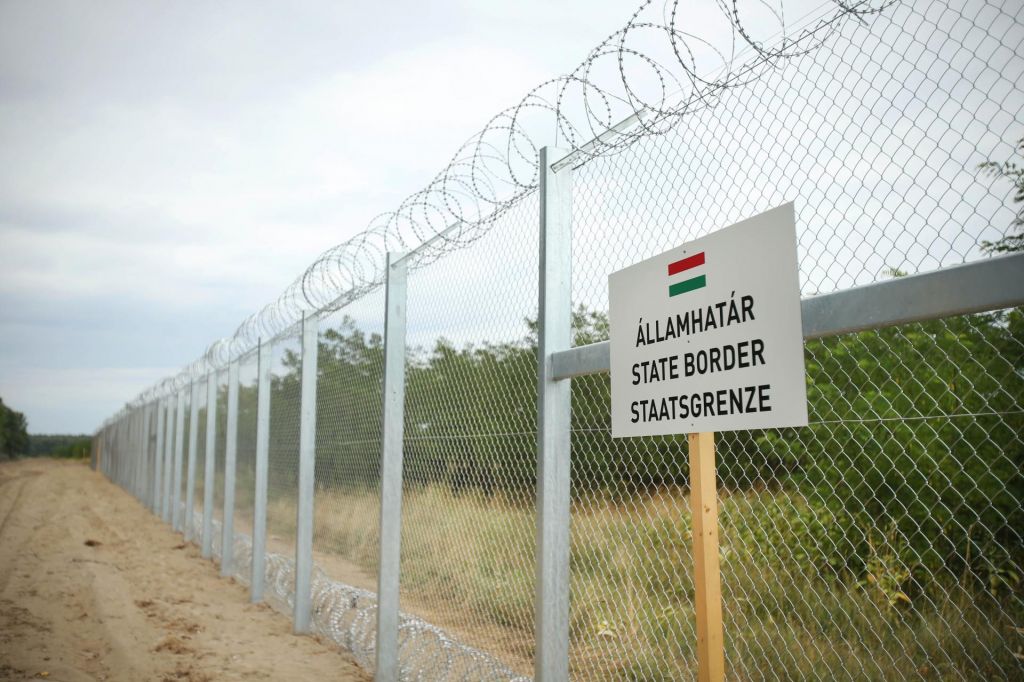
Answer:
[667, 251, 706, 297]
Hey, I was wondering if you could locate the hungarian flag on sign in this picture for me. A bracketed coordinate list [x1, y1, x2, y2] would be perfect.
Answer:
[667, 251, 706, 297]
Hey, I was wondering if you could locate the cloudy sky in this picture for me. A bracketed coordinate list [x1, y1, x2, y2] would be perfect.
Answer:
[6, 0, 1005, 436]
[0, 0, 641, 434]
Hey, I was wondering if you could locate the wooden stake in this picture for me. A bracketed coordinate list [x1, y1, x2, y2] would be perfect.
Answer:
[689, 431, 725, 682]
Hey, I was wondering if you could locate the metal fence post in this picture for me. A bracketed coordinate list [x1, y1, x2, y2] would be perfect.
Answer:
[123, 416, 128, 485]
[221, 359, 240, 577]
[123, 413, 130, 491]
[375, 251, 408, 681]
[294, 312, 319, 634]
[151, 402, 160, 509]
[124, 411, 132, 493]
[202, 373, 218, 559]
[116, 419, 122, 483]
[128, 413, 134, 490]
[535, 145, 572, 682]
[251, 339, 272, 601]
[154, 398, 165, 515]
[185, 381, 201, 541]
[109, 422, 115, 477]
[172, 388, 186, 532]
[132, 408, 138, 496]
[162, 398, 175, 523]
[131, 408, 140, 499]
[103, 424, 110, 477]
[136, 406, 145, 499]
[141, 403, 152, 508]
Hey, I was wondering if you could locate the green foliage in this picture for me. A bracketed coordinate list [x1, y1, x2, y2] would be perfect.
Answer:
[0, 397, 30, 459]
[28, 433, 92, 458]
[797, 310, 1024, 578]
[979, 135, 1024, 253]
[51, 438, 92, 459]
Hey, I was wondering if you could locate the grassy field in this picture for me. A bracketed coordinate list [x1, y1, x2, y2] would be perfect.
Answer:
[269, 484, 1021, 680]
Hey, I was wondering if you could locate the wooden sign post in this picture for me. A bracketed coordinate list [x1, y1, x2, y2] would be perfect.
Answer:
[689, 431, 724, 682]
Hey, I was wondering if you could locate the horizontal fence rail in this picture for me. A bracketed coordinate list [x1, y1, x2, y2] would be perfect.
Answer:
[551, 252, 1024, 380]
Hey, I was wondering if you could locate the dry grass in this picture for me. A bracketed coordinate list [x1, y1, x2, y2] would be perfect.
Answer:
[264, 484, 1021, 680]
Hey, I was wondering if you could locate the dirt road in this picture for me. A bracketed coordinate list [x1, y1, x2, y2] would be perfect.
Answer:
[0, 458, 369, 682]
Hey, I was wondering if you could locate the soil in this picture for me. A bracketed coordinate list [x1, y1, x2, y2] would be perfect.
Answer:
[0, 458, 370, 682]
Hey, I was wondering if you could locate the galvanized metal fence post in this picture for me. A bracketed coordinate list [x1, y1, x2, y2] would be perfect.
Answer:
[162, 398, 175, 523]
[153, 398, 165, 515]
[185, 381, 201, 542]
[123, 416, 129, 485]
[375, 251, 408, 681]
[123, 412, 130, 492]
[136, 406, 144, 500]
[143, 403, 150, 503]
[121, 413, 128, 491]
[535, 145, 572, 682]
[221, 359, 240, 577]
[151, 403, 160, 505]
[109, 420, 114, 481]
[118, 418, 124, 483]
[132, 407, 141, 499]
[251, 339, 272, 602]
[139, 408, 145, 498]
[143, 401, 152, 507]
[129, 408, 137, 498]
[172, 388, 186, 532]
[140, 407, 148, 500]
[133, 408, 140, 498]
[124, 411, 131, 493]
[294, 313, 319, 634]
[105, 424, 112, 477]
[202, 373, 218, 559]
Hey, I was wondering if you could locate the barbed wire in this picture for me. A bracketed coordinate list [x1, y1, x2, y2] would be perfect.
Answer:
[108, 0, 897, 419]
[185, 510, 531, 681]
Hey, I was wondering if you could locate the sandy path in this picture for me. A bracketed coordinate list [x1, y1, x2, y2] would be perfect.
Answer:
[0, 458, 369, 682]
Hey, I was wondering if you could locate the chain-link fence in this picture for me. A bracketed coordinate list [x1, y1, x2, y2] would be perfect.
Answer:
[95, 0, 1022, 679]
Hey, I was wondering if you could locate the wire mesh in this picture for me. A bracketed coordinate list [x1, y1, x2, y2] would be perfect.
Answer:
[93, 0, 1024, 679]
[176, 388, 191, 530]
[234, 351, 259, 579]
[304, 294, 386, 665]
[213, 369, 228, 525]
[146, 406, 158, 509]
[311, 291, 386, 585]
[264, 329, 303, 607]
[566, 0, 1023, 678]
[398, 191, 539, 679]
[193, 380, 208, 526]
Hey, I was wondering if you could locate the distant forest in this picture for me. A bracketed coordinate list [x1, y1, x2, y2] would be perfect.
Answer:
[0, 397, 29, 459]
[0, 397, 91, 460]
[28, 433, 92, 459]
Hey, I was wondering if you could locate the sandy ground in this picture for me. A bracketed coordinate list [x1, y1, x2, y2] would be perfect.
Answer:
[0, 458, 370, 682]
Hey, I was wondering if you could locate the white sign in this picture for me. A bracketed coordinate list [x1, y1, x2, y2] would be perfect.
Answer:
[609, 203, 808, 436]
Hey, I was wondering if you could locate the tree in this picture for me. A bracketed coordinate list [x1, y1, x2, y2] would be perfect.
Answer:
[979, 136, 1024, 254]
[0, 397, 30, 459]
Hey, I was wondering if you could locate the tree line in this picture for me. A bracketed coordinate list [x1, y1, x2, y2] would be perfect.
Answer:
[0, 397, 92, 460]
[0, 397, 29, 459]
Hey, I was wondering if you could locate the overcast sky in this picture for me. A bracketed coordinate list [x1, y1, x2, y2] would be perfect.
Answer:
[0, 0, 645, 434]
[4, 0, 1003, 436]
